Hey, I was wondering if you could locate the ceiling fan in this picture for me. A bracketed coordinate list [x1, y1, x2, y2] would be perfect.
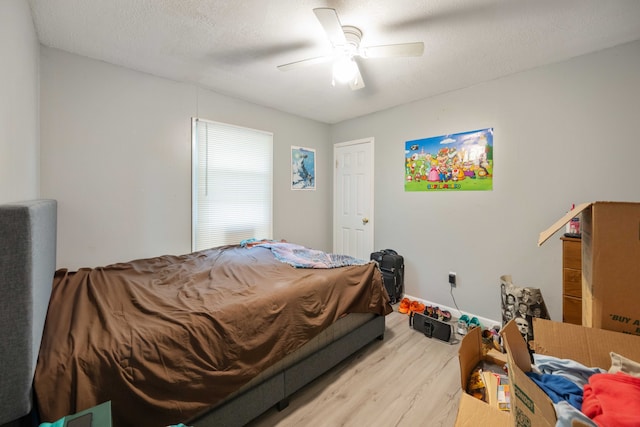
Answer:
[277, 8, 424, 90]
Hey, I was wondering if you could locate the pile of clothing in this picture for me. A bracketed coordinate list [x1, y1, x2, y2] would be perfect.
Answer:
[527, 351, 640, 426]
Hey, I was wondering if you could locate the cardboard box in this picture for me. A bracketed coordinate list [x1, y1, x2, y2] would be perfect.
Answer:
[455, 326, 511, 427]
[502, 318, 640, 427]
[539, 201, 640, 336]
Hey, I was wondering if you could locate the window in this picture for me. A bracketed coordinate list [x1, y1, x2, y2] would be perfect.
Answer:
[192, 118, 273, 251]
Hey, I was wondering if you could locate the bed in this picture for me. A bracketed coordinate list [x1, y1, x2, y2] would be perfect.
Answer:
[21, 214, 391, 426]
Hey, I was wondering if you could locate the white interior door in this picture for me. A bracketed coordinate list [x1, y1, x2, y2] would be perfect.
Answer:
[333, 138, 374, 259]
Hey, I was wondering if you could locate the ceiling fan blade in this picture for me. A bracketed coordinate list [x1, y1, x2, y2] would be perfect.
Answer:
[349, 62, 365, 91]
[313, 8, 347, 46]
[361, 42, 424, 58]
[277, 55, 332, 72]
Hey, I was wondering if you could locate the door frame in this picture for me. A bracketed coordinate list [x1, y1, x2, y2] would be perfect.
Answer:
[332, 137, 375, 256]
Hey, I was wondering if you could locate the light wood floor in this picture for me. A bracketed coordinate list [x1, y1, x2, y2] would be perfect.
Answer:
[247, 309, 462, 427]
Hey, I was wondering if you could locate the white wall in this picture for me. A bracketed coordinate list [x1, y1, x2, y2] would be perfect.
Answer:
[0, 0, 40, 203]
[40, 48, 331, 269]
[332, 40, 640, 323]
[36, 29, 640, 323]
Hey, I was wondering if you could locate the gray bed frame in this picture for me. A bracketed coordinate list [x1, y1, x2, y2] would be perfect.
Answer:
[0, 199, 385, 427]
[189, 314, 385, 427]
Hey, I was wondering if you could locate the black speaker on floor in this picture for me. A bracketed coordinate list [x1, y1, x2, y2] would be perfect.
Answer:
[410, 311, 455, 343]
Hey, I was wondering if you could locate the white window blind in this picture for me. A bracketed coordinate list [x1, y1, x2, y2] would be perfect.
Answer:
[192, 118, 273, 251]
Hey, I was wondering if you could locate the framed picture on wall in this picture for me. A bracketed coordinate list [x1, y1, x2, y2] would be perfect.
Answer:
[291, 146, 316, 190]
[405, 127, 494, 192]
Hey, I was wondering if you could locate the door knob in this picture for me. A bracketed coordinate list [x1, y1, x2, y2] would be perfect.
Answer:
[362, 217, 369, 225]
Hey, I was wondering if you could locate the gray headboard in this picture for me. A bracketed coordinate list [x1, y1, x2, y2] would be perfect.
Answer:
[0, 199, 57, 425]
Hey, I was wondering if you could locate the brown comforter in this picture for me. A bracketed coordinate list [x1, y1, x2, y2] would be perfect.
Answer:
[34, 245, 391, 426]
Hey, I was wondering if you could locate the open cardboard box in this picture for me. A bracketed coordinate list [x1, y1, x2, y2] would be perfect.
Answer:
[502, 317, 640, 427]
[455, 326, 511, 427]
[539, 201, 640, 336]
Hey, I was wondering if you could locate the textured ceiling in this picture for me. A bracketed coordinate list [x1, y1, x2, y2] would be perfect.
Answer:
[28, 0, 640, 124]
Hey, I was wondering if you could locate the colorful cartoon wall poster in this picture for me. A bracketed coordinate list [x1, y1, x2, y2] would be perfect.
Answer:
[405, 128, 493, 192]
[291, 146, 316, 190]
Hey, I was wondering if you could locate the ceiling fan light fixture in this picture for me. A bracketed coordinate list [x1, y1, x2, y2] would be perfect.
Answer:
[332, 56, 358, 84]
[278, 8, 423, 91]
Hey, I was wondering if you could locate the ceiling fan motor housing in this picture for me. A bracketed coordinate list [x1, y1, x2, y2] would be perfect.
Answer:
[342, 26, 362, 47]
[341, 25, 362, 57]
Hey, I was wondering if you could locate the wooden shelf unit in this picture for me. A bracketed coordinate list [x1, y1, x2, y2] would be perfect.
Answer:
[561, 236, 582, 324]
